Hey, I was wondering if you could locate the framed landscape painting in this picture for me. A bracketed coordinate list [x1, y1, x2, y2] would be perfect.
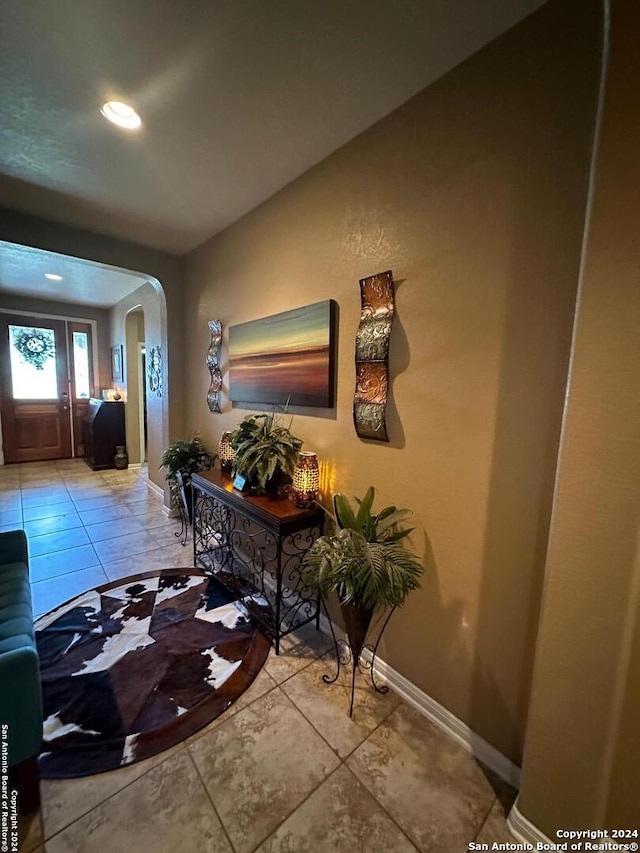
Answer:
[229, 300, 336, 407]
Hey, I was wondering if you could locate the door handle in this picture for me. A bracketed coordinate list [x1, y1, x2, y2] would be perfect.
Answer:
[61, 392, 70, 412]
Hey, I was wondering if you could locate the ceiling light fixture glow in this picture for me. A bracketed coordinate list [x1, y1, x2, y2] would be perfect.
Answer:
[100, 101, 142, 130]
[45, 273, 63, 281]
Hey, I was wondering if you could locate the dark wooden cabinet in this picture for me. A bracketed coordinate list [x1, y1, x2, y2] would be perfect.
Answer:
[191, 470, 324, 653]
[84, 399, 125, 471]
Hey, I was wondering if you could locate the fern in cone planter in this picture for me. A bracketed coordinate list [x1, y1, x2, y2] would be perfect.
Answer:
[302, 487, 423, 658]
[229, 413, 302, 495]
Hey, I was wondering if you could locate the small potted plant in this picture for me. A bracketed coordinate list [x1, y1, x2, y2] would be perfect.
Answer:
[160, 435, 213, 519]
[303, 487, 423, 667]
[229, 412, 302, 495]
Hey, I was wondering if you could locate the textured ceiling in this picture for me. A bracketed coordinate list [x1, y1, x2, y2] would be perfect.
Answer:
[0, 0, 546, 257]
[0, 242, 148, 308]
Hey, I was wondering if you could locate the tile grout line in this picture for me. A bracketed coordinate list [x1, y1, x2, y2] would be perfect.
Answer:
[184, 746, 237, 853]
[21, 465, 163, 609]
[472, 794, 499, 842]
[190, 681, 343, 853]
[239, 677, 415, 853]
[183, 679, 279, 748]
[274, 667, 428, 848]
[342, 760, 422, 852]
[28, 508, 172, 577]
[17, 811, 43, 853]
[246, 762, 349, 853]
[341, 710, 506, 849]
[31, 558, 104, 588]
[276, 652, 402, 764]
[41, 747, 189, 844]
[270, 683, 349, 763]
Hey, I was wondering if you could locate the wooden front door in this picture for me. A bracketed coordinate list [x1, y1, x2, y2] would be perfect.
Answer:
[0, 315, 72, 463]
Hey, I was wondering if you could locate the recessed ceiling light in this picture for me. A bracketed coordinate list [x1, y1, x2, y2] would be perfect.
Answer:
[100, 101, 142, 130]
[45, 273, 63, 281]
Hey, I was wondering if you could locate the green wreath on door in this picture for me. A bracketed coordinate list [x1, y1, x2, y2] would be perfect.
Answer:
[13, 328, 56, 370]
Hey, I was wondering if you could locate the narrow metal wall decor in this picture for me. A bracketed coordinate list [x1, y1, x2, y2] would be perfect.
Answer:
[206, 319, 223, 413]
[353, 269, 395, 441]
[148, 346, 162, 397]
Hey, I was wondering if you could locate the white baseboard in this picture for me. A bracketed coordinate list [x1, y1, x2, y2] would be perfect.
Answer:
[507, 799, 553, 847]
[316, 614, 521, 789]
[147, 479, 164, 499]
[508, 800, 613, 848]
[147, 477, 173, 515]
[364, 649, 521, 789]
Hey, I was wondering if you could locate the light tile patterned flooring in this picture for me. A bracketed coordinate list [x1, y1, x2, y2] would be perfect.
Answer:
[2, 460, 517, 853]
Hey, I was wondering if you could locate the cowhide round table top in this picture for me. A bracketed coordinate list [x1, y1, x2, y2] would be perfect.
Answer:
[35, 569, 271, 778]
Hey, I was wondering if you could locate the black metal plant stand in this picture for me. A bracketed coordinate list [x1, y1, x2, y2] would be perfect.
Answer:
[321, 597, 396, 717]
[171, 454, 216, 546]
[172, 471, 190, 546]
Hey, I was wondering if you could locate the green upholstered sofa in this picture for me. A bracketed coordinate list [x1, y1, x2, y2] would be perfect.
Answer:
[0, 529, 42, 813]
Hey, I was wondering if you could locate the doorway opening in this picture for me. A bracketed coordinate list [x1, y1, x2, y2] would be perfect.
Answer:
[0, 240, 169, 501]
[124, 307, 147, 466]
[139, 343, 148, 464]
[0, 312, 95, 463]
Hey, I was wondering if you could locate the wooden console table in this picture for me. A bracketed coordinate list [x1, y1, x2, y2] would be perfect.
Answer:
[191, 470, 324, 653]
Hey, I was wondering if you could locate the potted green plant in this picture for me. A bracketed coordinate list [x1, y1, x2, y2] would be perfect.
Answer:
[229, 412, 302, 495]
[160, 435, 213, 519]
[303, 487, 423, 664]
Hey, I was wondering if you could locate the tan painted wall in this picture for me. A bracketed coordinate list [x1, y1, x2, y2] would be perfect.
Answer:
[518, 0, 640, 834]
[0, 292, 110, 389]
[606, 607, 640, 829]
[184, 0, 601, 763]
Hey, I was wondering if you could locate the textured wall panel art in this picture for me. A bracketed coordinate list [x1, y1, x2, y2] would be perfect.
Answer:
[353, 269, 395, 441]
[148, 346, 162, 397]
[206, 319, 222, 413]
[229, 300, 336, 407]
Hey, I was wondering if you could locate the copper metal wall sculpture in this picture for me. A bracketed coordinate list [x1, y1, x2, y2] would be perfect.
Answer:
[206, 319, 223, 413]
[353, 270, 394, 441]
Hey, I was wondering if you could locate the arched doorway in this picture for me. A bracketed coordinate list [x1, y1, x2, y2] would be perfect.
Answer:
[0, 241, 170, 498]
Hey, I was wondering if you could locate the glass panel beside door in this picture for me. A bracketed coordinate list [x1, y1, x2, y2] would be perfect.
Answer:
[67, 321, 95, 459]
[72, 331, 91, 399]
